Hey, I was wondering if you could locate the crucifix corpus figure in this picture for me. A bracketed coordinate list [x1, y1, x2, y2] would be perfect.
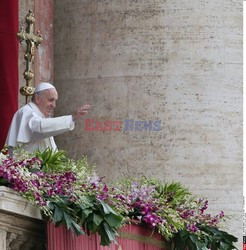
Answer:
[17, 10, 43, 103]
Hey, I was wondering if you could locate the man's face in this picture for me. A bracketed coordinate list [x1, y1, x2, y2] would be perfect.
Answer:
[35, 89, 58, 118]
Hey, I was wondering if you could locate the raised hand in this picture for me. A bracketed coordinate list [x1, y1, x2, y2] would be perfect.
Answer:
[72, 104, 91, 121]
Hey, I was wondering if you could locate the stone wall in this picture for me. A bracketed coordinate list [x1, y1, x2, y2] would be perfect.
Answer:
[0, 186, 45, 250]
[54, 0, 242, 246]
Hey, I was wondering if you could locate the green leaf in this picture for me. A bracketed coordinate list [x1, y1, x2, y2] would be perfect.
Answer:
[103, 223, 117, 242]
[84, 213, 94, 232]
[48, 202, 55, 210]
[71, 220, 84, 236]
[83, 208, 93, 218]
[105, 213, 123, 228]
[93, 213, 104, 226]
[28, 168, 41, 173]
[63, 212, 73, 229]
[97, 199, 120, 216]
[80, 208, 93, 224]
[179, 230, 189, 240]
[53, 205, 63, 222]
[0, 178, 10, 186]
[97, 226, 111, 246]
[78, 202, 91, 210]
[36, 148, 67, 173]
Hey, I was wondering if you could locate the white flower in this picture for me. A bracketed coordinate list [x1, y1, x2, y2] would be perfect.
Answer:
[0, 153, 7, 163]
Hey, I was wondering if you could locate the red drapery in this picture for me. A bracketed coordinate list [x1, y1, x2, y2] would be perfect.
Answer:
[0, 0, 19, 149]
[47, 222, 168, 250]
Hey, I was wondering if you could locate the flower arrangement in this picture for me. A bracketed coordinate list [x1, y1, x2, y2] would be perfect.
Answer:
[0, 148, 238, 249]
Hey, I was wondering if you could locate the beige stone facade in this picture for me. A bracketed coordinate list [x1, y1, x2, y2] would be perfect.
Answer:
[17, 0, 243, 248]
[53, 0, 243, 246]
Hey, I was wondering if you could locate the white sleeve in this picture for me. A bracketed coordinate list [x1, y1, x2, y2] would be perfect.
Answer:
[28, 115, 75, 140]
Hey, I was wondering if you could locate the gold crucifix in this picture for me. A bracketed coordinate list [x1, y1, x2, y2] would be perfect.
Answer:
[17, 10, 43, 103]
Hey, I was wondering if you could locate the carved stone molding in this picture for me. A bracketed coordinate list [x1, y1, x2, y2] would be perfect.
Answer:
[0, 187, 45, 250]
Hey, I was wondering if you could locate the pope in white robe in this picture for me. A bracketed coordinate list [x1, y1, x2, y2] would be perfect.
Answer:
[5, 82, 90, 153]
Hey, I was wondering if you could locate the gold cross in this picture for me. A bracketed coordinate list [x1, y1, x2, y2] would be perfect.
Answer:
[17, 10, 43, 103]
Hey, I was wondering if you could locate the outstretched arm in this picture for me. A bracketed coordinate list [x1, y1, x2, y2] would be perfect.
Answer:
[28, 115, 75, 140]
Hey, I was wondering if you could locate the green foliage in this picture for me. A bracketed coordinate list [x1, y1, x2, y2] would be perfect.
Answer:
[36, 148, 94, 178]
[48, 195, 83, 235]
[116, 176, 191, 207]
[47, 194, 124, 246]
[77, 196, 124, 246]
[36, 148, 67, 173]
[171, 225, 238, 250]
[160, 182, 191, 207]
[147, 178, 191, 207]
[198, 225, 238, 250]
[0, 177, 10, 186]
[0, 148, 238, 249]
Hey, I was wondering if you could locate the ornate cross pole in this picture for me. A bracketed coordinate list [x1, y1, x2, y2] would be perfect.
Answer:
[17, 10, 43, 104]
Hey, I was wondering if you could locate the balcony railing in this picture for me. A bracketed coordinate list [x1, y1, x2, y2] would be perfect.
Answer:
[0, 186, 45, 250]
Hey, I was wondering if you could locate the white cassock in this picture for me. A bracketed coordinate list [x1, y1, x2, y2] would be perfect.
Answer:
[5, 102, 74, 153]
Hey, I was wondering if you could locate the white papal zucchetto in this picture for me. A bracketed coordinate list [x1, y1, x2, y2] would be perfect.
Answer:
[34, 82, 55, 93]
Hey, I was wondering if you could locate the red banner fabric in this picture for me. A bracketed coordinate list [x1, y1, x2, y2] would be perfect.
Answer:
[0, 0, 19, 149]
[47, 222, 168, 250]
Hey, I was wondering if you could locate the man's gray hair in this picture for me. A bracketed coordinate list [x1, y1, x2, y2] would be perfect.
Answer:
[31, 91, 43, 102]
